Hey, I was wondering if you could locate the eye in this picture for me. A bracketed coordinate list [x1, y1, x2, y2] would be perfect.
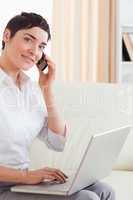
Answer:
[24, 37, 32, 42]
[39, 45, 45, 51]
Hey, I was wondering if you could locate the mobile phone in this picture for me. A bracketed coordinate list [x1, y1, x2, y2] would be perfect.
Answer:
[37, 53, 48, 71]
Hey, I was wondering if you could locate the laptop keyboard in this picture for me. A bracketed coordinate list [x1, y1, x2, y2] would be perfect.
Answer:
[11, 170, 76, 194]
[38, 176, 74, 191]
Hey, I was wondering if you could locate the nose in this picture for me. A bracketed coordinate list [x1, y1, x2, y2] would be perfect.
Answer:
[29, 45, 40, 60]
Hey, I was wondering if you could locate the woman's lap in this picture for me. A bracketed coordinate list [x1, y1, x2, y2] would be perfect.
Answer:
[85, 181, 115, 199]
[0, 181, 115, 200]
[0, 190, 99, 200]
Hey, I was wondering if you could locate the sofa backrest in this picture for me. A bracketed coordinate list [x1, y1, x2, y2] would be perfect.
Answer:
[30, 81, 133, 171]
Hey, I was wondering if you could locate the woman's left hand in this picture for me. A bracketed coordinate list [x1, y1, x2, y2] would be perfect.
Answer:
[37, 55, 56, 89]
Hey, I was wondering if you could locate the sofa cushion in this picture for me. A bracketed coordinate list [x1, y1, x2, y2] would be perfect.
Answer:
[30, 82, 133, 170]
[103, 170, 133, 200]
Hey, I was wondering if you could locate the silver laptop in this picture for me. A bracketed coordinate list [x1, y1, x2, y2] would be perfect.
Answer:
[11, 125, 131, 196]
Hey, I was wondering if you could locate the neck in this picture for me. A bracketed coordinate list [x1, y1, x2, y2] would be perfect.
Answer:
[0, 54, 21, 84]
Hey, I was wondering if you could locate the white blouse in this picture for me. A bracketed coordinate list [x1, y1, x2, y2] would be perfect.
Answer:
[0, 68, 66, 170]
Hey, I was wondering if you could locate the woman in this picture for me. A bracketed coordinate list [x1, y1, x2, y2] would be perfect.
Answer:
[0, 12, 115, 200]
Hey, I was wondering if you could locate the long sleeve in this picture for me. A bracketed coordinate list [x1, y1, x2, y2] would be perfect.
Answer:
[37, 116, 67, 152]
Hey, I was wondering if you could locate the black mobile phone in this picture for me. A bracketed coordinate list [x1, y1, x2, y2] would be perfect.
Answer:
[37, 53, 48, 71]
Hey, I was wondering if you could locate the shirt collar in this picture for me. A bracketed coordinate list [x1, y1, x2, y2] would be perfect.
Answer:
[0, 67, 30, 88]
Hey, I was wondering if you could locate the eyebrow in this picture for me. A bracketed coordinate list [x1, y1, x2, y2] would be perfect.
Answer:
[24, 33, 47, 46]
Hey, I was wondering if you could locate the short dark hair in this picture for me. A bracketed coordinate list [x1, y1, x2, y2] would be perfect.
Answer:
[2, 12, 51, 49]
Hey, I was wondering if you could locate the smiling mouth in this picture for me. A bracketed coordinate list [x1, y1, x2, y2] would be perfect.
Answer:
[21, 55, 35, 63]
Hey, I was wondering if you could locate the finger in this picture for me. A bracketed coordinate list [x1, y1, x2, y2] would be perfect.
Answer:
[44, 170, 66, 183]
[43, 171, 64, 183]
[56, 171, 68, 181]
[47, 65, 56, 79]
[57, 170, 68, 179]
[52, 172, 66, 183]
[52, 171, 67, 183]
[43, 174, 56, 181]
[46, 62, 56, 72]
[44, 55, 53, 63]
[44, 57, 55, 69]
[44, 168, 68, 179]
[52, 169, 68, 179]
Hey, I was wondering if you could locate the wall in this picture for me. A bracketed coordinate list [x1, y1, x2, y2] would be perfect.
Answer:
[120, 0, 133, 25]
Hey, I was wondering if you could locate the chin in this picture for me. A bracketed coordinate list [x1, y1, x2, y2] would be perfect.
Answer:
[21, 64, 34, 71]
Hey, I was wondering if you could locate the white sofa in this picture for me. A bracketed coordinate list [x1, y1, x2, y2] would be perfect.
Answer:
[29, 81, 133, 200]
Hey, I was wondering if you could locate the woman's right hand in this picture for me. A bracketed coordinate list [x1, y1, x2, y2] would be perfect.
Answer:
[24, 167, 68, 185]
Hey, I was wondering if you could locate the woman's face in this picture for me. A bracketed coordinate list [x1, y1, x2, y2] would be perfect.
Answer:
[3, 27, 48, 71]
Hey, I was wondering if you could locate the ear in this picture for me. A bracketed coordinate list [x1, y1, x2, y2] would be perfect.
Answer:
[3, 29, 11, 43]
